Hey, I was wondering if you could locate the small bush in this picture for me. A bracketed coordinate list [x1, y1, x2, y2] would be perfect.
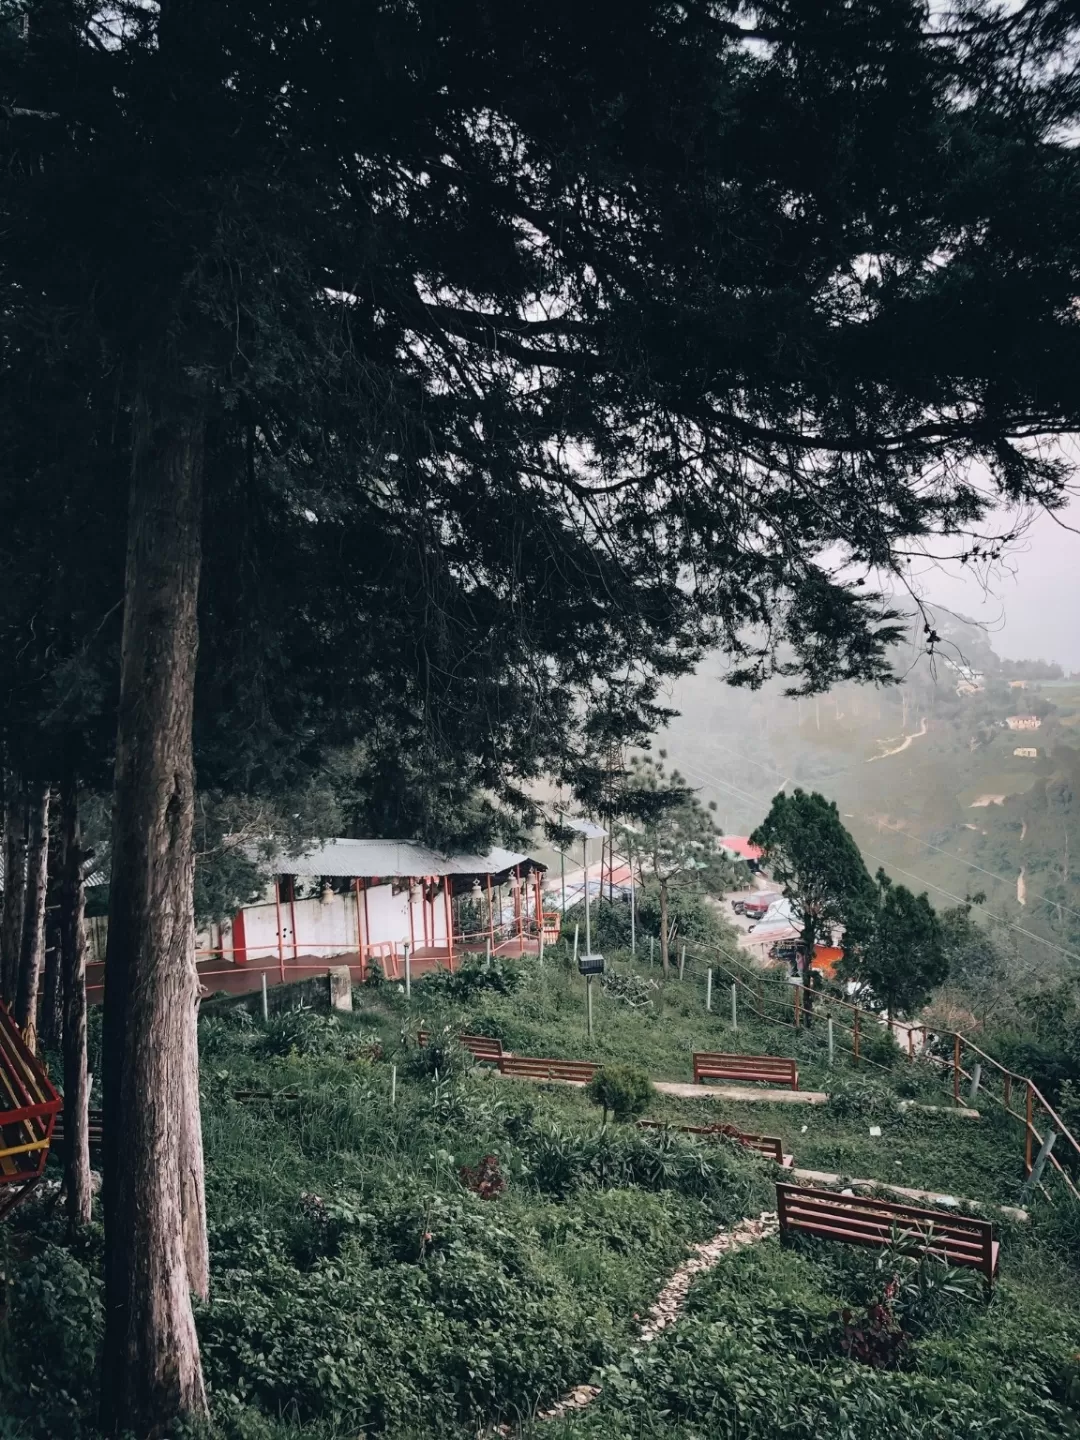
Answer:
[826, 1076, 898, 1120]
[586, 1064, 653, 1123]
[416, 958, 521, 1001]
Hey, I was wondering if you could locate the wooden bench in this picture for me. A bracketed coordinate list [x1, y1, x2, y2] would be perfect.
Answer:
[416, 1031, 505, 1063]
[638, 1119, 792, 1167]
[776, 1183, 999, 1281]
[497, 1055, 598, 1084]
[693, 1051, 799, 1090]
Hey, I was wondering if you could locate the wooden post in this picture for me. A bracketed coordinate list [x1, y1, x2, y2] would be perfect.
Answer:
[445, 877, 455, 973]
[953, 1034, 961, 1106]
[853, 1008, 861, 1065]
[260, 972, 268, 1024]
[629, 847, 636, 956]
[1026, 1082, 1034, 1172]
[705, 968, 712, 1012]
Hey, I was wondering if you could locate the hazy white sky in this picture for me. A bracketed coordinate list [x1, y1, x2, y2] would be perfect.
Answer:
[903, 498, 1080, 671]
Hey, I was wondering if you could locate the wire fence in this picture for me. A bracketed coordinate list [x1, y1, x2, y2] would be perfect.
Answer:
[679, 938, 1080, 1207]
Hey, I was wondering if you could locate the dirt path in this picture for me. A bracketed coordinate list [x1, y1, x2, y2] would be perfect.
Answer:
[866, 715, 927, 762]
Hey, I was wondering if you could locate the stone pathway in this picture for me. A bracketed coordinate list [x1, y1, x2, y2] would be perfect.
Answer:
[653, 1080, 828, 1104]
[504, 1211, 779, 1431]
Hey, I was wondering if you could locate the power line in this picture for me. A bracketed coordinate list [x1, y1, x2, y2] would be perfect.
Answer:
[865, 817, 1080, 926]
[858, 847, 1080, 966]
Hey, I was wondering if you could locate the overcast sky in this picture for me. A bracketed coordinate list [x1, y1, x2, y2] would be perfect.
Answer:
[900, 497, 1080, 672]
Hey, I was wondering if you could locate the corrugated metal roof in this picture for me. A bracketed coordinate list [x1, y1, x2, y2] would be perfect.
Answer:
[270, 838, 546, 879]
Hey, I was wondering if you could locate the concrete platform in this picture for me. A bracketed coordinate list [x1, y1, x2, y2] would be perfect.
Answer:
[790, 1167, 1028, 1222]
[653, 1081, 828, 1104]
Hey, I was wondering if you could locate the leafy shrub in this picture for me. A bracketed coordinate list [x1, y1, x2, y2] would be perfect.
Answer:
[416, 959, 521, 1001]
[853, 1021, 901, 1069]
[458, 1154, 506, 1200]
[253, 1009, 376, 1062]
[586, 1064, 653, 1123]
[0, 1234, 103, 1439]
[600, 970, 659, 1008]
[826, 1076, 898, 1119]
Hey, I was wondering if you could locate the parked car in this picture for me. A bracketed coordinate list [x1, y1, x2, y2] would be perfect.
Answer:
[741, 894, 779, 921]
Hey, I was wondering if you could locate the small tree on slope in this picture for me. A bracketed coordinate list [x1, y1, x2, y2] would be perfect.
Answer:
[751, 790, 876, 979]
[852, 871, 948, 1021]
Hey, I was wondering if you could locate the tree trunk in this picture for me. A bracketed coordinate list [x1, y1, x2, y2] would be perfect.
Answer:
[1, 777, 27, 1005]
[659, 878, 670, 975]
[100, 387, 208, 1437]
[15, 781, 50, 1033]
[60, 773, 92, 1229]
[40, 902, 63, 1050]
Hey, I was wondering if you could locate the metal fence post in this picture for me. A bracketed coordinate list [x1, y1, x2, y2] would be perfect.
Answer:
[853, 1008, 861, 1065]
[679, 945, 686, 981]
[390, 1064, 397, 1107]
[573, 924, 580, 964]
[731, 982, 738, 1031]
[404, 942, 411, 1001]
[649, 935, 654, 969]
[261, 971, 269, 1025]
[953, 1034, 961, 1106]
[828, 1016, 835, 1067]
[969, 1061, 982, 1101]
[586, 975, 594, 1039]
[1023, 1129, 1058, 1197]
[705, 968, 712, 1012]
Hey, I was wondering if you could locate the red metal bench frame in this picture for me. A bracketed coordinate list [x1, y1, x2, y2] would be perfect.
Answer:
[639, 1118, 792, 1166]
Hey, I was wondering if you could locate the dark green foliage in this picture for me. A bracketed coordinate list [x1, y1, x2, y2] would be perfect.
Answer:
[415, 959, 521, 1003]
[752, 790, 877, 970]
[852, 872, 948, 1019]
[826, 1076, 899, 1120]
[0, 1225, 103, 1440]
[586, 1065, 653, 1123]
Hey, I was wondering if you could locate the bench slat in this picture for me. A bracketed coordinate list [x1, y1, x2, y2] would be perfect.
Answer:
[693, 1051, 799, 1090]
[777, 1182, 997, 1279]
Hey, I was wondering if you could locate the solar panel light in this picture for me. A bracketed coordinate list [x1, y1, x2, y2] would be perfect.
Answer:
[577, 953, 605, 976]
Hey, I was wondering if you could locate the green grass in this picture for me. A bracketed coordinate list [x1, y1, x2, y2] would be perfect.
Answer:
[1, 948, 1078, 1440]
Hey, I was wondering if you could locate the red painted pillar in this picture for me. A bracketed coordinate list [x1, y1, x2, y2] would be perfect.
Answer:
[444, 877, 455, 972]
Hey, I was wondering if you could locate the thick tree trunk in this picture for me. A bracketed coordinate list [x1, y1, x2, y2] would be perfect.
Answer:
[659, 878, 670, 975]
[1, 778, 27, 1006]
[60, 774, 92, 1229]
[100, 387, 209, 1437]
[15, 782, 50, 1033]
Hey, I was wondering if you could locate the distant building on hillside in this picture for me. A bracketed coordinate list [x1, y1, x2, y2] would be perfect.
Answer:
[1014, 747, 1038, 758]
[1008, 679, 1028, 689]
[1006, 715, 1041, 731]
